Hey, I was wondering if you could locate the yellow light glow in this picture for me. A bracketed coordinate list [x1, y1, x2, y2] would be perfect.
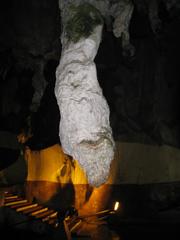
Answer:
[31, 208, 48, 216]
[114, 201, 119, 211]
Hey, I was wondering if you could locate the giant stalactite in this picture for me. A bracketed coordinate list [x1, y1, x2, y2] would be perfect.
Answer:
[55, 0, 140, 187]
[55, 1, 115, 187]
[55, 0, 180, 187]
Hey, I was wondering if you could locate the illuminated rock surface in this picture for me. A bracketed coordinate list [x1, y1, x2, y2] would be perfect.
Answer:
[55, 2, 115, 186]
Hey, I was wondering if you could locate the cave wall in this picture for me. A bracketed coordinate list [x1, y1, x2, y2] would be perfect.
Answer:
[0, 0, 61, 55]
[96, 5, 180, 147]
[0, 0, 61, 142]
[0, 1, 180, 212]
[0, 0, 180, 149]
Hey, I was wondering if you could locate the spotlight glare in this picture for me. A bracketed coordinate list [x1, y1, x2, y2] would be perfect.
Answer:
[114, 201, 120, 211]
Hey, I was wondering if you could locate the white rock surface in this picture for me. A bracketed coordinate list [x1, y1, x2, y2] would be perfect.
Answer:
[55, 23, 115, 187]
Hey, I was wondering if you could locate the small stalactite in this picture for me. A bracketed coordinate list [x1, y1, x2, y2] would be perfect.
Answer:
[30, 60, 47, 112]
[110, 0, 135, 57]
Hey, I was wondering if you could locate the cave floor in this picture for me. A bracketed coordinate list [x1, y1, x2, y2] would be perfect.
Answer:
[1, 209, 180, 240]
[109, 208, 180, 240]
[2, 183, 180, 239]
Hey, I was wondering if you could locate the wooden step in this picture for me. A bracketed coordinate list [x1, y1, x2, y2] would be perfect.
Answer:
[16, 203, 38, 212]
[11, 202, 32, 209]
[5, 197, 22, 203]
[31, 207, 48, 216]
[5, 200, 28, 206]
[42, 211, 57, 222]
[3, 192, 59, 229]
[23, 205, 44, 214]
[5, 195, 18, 200]
[35, 209, 55, 219]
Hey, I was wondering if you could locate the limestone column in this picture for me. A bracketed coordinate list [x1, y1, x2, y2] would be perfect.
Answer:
[55, 2, 115, 187]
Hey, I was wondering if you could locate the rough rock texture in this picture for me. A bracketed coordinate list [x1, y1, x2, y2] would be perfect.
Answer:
[55, 2, 115, 187]
[110, 0, 135, 56]
[59, 0, 135, 55]
[0, 0, 180, 150]
[30, 61, 47, 112]
[1, 0, 180, 220]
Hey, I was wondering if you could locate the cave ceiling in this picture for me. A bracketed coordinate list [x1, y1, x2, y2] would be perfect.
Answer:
[0, 0, 180, 149]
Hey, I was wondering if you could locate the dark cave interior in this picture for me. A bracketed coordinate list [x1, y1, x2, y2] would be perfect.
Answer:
[0, 0, 180, 148]
[1, 0, 180, 239]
